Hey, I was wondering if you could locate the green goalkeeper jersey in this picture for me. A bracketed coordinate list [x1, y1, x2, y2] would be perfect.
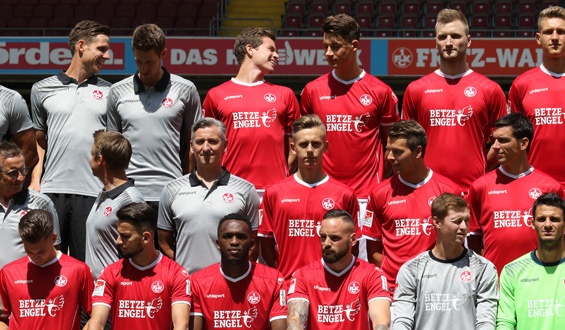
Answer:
[497, 250, 565, 329]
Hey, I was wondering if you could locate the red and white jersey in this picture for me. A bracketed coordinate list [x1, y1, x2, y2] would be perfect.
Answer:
[259, 174, 360, 279]
[287, 257, 390, 330]
[191, 262, 286, 329]
[402, 69, 507, 192]
[468, 167, 565, 275]
[508, 65, 565, 186]
[300, 70, 399, 198]
[203, 79, 300, 189]
[0, 253, 94, 330]
[92, 253, 190, 329]
[362, 170, 462, 290]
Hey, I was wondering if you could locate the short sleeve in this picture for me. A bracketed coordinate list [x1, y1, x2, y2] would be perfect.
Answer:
[468, 182, 483, 234]
[496, 266, 517, 330]
[190, 276, 202, 315]
[299, 86, 313, 116]
[170, 264, 191, 306]
[362, 192, 383, 240]
[7, 92, 33, 134]
[30, 83, 47, 131]
[106, 87, 122, 132]
[0, 268, 12, 315]
[284, 89, 300, 134]
[157, 185, 176, 231]
[287, 269, 309, 303]
[391, 263, 417, 330]
[269, 273, 287, 321]
[92, 265, 116, 308]
[365, 267, 391, 303]
[401, 84, 417, 121]
[203, 91, 216, 118]
[244, 187, 260, 231]
[81, 264, 95, 314]
[378, 87, 400, 126]
[258, 189, 274, 237]
[182, 84, 203, 132]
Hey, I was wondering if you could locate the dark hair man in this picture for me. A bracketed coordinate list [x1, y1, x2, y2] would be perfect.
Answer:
[190, 213, 287, 329]
[88, 203, 191, 330]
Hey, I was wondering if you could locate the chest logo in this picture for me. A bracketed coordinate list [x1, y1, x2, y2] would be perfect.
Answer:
[151, 281, 164, 293]
[162, 98, 174, 107]
[146, 297, 163, 318]
[529, 188, 542, 200]
[464, 86, 477, 97]
[428, 196, 437, 207]
[264, 93, 276, 102]
[322, 198, 335, 210]
[456, 106, 473, 126]
[353, 112, 371, 132]
[54, 275, 68, 287]
[93, 90, 104, 99]
[46, 295, 65, 317]
[103, 206, 112, 217]
[247, 291, 261, 304]
[460, 271, 471, 282]
[261, 109, 277, 127]
[20, 210, 28, 218]
[359, 94, 373, 106]
[348, 282, 360, 294]
[391, 47, 413, 68]
[223, 193, 234, 203]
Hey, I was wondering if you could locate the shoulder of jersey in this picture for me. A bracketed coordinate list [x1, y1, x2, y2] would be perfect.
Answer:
[370, 175, 397, 196]
[110, 75, 134, 90]
[430, 172, 462, 191]
[96, 76, 112, 88]
[266, 175, 297, 191]
[471, 169, 498, 188]
[163, 175, 192, 192]
[406, 71, 436, 90]
[170, 73, 196, 88]
[227, 173, 256, 190]
[306, 72, 332, 86]
[264, 81, 294, 93]
[252, 262, 285, 280]
[512, 66, 541, 84]
[191, 263, 220, 280]
[32, 75, 60, 89]
[532, 169, 563, 187]
[326, 176, 357, 195]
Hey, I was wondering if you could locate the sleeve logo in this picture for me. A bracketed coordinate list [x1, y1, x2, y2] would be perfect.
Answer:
[93, 280, 106, 296]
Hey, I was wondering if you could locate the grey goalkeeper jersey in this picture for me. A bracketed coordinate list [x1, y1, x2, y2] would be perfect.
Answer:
[107, 69, 202, 201]
[31, 72, 110, 196]
[393, 249, 499, 330]
[0, 85, 33, 141]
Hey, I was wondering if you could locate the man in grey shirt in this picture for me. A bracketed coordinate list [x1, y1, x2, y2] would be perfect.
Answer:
[158, 118, 259, 274]
[107, 24, 202, 208]
[85, 130, 144, 279]
[0, 85, 38, 171]
[393, 193, 499, 330]
[30, 20, 111, 261]
[0, 141, 60, 270]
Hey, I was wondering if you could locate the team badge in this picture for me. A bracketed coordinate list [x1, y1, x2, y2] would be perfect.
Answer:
[278, 277, 284, 285]
[103, 206, 112, 217]
[223, 193, 234, 203]
[162, 98, 174, 108]
[151, 281, 164, 293]
[93, 90, 103, 99]
[182, 270, 189, 277]
[460, 271, 471, 282]
[348, 282, 360, 294]
[46, 295, 64, 317]
[391, 47, 413, 68]
[247, 291, 261, 304]
[464, 86, 477, 97]
[428, 196, 436, 207]
[54, 275, 68, 287]
[93, 280, 106, 296]
[264, 93, 276, 102]
[322, 198, 335, 210]
[20, 210, 28, 218]
[359, 94, 373, 106]
[529, 188, 542, 200]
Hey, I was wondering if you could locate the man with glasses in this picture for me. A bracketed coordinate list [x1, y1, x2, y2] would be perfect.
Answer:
[0, 141, 60, 270]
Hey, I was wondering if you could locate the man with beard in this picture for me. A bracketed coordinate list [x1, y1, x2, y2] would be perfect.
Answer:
[87, 203, 190, 330]
[393, 193, 498, 330]
[497, 193, 565, 329]
[287, 209, 391, 330]
[189, 213, 286, 330]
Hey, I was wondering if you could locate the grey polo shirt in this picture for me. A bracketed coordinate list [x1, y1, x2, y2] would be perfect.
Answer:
[0, 188, 61, 269]
[0, 85, 33, 141]
[85, 180, 144, 279]
[31, 71, 110, 196]
[107, 68, 202, 201]
[158, 169, 259, 274]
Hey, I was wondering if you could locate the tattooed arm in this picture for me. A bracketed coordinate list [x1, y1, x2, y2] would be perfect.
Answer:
[369, 299, 391, 330]
[286, 299, 309, 330]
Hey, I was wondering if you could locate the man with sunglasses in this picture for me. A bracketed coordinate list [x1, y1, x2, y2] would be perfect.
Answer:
[0, 141, 61, 270]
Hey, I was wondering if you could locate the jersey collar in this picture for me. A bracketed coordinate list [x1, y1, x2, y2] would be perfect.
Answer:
[220, 261, 252, 282]
[434, 69, 473, 80]
[133, 66, 171, 94]
[331, 69, 365, 85]
[499, 166, 534, 180]
[57, 70, 99, 85]
[30, 251, 62, 268]
[540, 64, 565, 78]
[231, 78, 265, 87]
[530, 250, 565, 266]
[129, 252, 162, 271]
[398, 169, 433, 189]
[322, 256, 355, 277]
[293, 173, 329, 188]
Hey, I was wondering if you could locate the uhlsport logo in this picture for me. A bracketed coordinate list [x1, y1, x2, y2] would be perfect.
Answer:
[392, 47, 413, 68]
[162, 98, 174, 108]
[93, 90, 104, 99]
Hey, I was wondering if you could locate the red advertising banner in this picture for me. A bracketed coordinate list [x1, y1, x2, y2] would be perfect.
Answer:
[388, 39, 542, 76]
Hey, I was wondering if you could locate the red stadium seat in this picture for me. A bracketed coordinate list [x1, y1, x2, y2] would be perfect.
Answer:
[178, 4, 200, 18]
[542, 1, 560, 9]
[334, 1, 352, 15]
[284, 13, 303, 29]
[0, 5, 13, 22]
[116, 4, 136, 17]
[136, 3, 158, 21]
[307, 13, 325, 28]
[422, 30, 436, 38]
[471, 14, 489, 29]
[311, 1, 328, 15]
[53, 5, 75, 21]
[153, 16, 176, 30]
[28, 17, 48, 34]
[518, 0, 536, 13]
[426, 0, 444, 15]
[199, 3, 220, 18]
[400, 14, 419, 29]
[7, 17, 27, 28]
[403, 0, 420, 15]
[496, 0, 513, 14]
[60, 0, 80, 4]
[95, 4, 116, 21]
[74, 4, 96, 21]
[401, 30, 418, 37]
[378, 14, 395, 29]
[13, 4, 34, 18]
[157, 3, 179, 18]
[494, 31, 511, 38]
[495, 14, 512, 29]
[472, 0, 490, 14]
[304, 30, 322, 37]
[380, 0, 397, 15]
[281, 29, 300, 37]
[357, 1, 374, 15]
[288, 1, 306, 15]
[112, 16, 132, 29]
[471, 31, 488, 38]
[374, 30, 393, 38]
[424, 14, 437, 29]
[449, 0, 467, 14]
[355, 14, 372, 29]
[518, 14, 536, 29]
[32, 4, 54, 18]
[517, 30, 534, 38]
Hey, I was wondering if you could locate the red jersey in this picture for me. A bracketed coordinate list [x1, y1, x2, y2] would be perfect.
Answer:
[402, 70, 507, 192]
[468, 167, 565, 274]
[287, 257, 390, 330]
[300, 70, 399, 198]
[191, 262, 286, 329]
[508, 65, 565, 186]
[92, 253, 190, 329]
[0, 253, 94, 330]
[258, 174, 360, 279]
[203, 79, 299, 189]
[362, 171, 462, 290]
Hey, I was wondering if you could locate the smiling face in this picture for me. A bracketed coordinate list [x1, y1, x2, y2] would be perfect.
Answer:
[532, 204, 565, 248]
[249, 36, 278, 74]
[216, 219, 253, 264]
[80, 34, 111, 75]
[537, 17, 565, 59]
[435, 20, 470, 63]
[0, 155, 26, 198]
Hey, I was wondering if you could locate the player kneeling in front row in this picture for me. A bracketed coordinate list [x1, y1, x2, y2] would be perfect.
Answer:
[0, 210, 94, 330]
[86, 203, 190, 330]
[190, 213, 286, 329]
[393, 193, 499, 330]
[287, 209, 391, 330]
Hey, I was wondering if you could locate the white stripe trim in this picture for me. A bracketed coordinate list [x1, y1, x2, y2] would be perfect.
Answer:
[270, 315, 288, 321]
[257, 233, 273, 237]
[293, 173, 329, 188]
[540, 64, 565, 78]
[190, 312, 204, 316]
[434, 69, 473, 79]
[171, 301, 191, 306]
[231, 78, 266, 87]
[322, 256, 355, 277]
[399, 169, 433, 189]
[332, 69, 366, 85]
[368, 297, 392, 304]
[287, 297, 309, 303]
[220, 261, 251, 282]
[30, 251, 62, 267]
[92, 302, 112, 309]
[499, 166, 534, 180]
[129, 252, 162, 271]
